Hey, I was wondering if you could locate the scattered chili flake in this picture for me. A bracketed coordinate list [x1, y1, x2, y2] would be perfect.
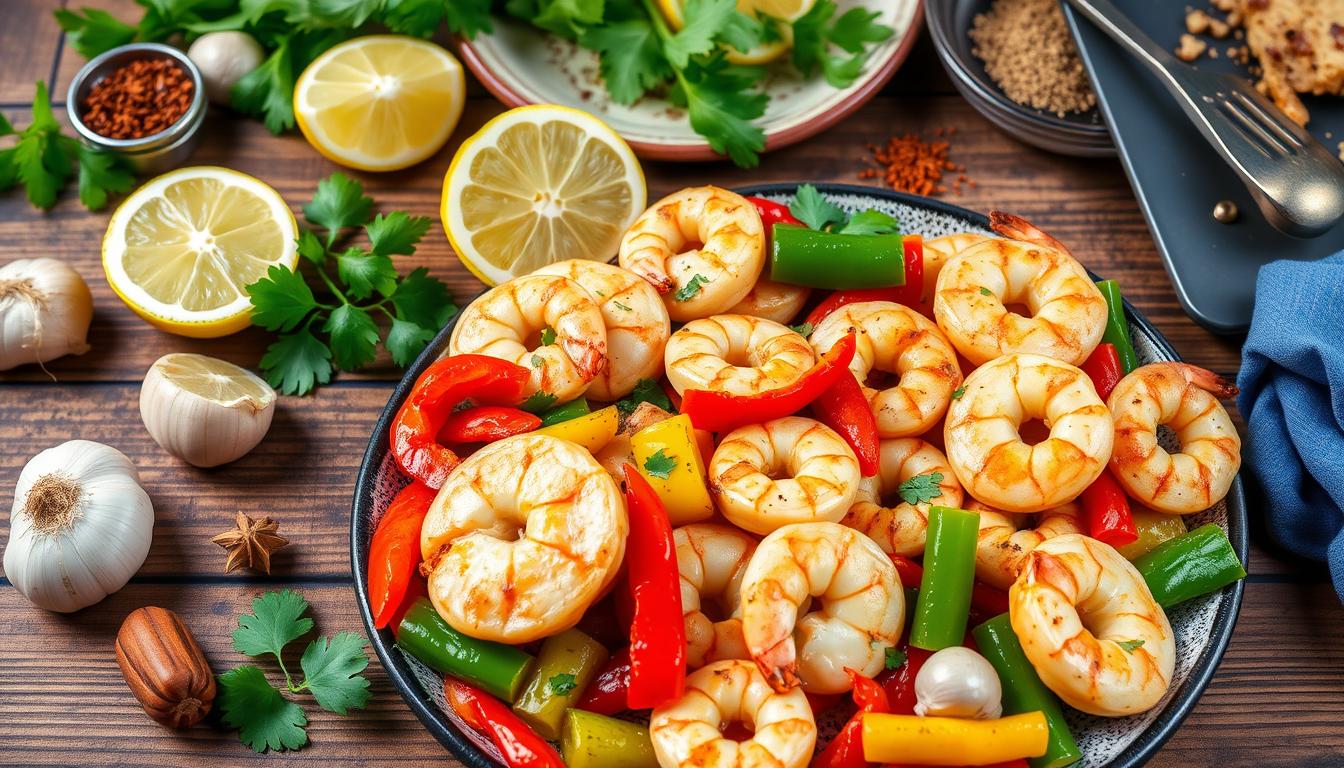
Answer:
[857, 131, 970, 197]
[81, 57, 194, 140]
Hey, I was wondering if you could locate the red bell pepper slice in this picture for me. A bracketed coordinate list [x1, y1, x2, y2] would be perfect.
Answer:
[681, 332, 857, 433]
[444, 679, 563, 768]
[1079, 468, 1139, 547]
[391, 354, 531, 489]
[803, 236, 924, 327]
[745, 196, 803, 229]
[368, 482, 437, 629]
[890, 554, 1010, 618]
[879, 642, 932, 715]
[387, 574, 428, 635]
[621, 465, 687, 709]
[813, 370, 880, 476]
[806, 692, 844, 715]
[1081, 342, 1124, 401]
[439, 405, 541, 444]
[576, 647, 632, 715]
[812, 669, 891, 768]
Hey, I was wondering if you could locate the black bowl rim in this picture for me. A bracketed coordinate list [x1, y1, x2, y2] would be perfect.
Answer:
[350, 182, 1248, 768]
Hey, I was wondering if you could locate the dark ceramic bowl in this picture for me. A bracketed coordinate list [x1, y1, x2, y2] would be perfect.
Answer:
[351, 184, 1246, 767]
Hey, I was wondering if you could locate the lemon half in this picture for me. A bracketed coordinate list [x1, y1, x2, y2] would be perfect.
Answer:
[103, 166, 297, 338]
[442, 105, 646, 286]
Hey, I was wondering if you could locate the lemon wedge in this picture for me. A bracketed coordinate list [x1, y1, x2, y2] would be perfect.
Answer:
[295, 35, 465, 172]
[102, 166, 297, 338]
[442, 104, 645, 287]
[658, 0, 810, 64]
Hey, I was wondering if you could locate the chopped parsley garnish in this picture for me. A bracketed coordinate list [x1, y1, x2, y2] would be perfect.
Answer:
[643, 448, 678, 480]
[674, 274, 712, 302]
[897, 472, 944, 505]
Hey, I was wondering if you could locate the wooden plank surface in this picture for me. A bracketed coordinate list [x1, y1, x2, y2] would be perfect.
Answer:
[1, 4, 1340, 766]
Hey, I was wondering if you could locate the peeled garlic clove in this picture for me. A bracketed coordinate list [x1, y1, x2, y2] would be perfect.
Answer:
[140, 353, 276, 468]
[0, 258, 93, 371]
[913, 646, 1003, 719]
[187, 31, 264, 105]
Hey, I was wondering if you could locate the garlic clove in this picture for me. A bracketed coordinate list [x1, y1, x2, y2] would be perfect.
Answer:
[140, 353, 277, 468]
[187, 31, 264, 105]
[913, 646, 1004, 720]
[0, 258, 93, 371]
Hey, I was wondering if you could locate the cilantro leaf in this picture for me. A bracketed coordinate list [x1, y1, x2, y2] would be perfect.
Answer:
[829, 7, 893, 54]
[951, 385, 966, 400]
[391, 267, 456, 330]
[260, 329, 333, 395]
[297, 230, 327, 265]
[549, 673, 578, 695]
[298, 631, 371, 715]
[377, 0, 447, 36]
[532, 0, 604, 38]
[643, 448, 678, 479]
[613, 300, 632, 311]
[522, 391, 559, 413]
[231, 39, 297, 134]
[884, 647, 906, 669]
[897, 472, 944, 505]
[247, 265, 320, 333]
[791, 1, 892, 88]
[324, 304, 380, 371]
[303, 172, 374, 243]
[674, 274, 712, 302]
[54, 8, 137, 59]
[665, 0, 743, 67]
[310, 0, 381, 28]
[71, 141, 134, 211]
[979, 286, 993, 296]
[675, 55, 767, 167]
[441, 0, 494, 36]
[336, 247, 398, 301]
[791, 0, 837, 76]
[580, 20, 671, 104]
[385, 318, 436, 367]
[366, 211, 432, 256]
[233, 589, 315, 661]
[789, 184, 848, 231]
[540, 327, 558, 346]
[0, 113, 11, 137]
[790, 322, 813, 337]
[1116, 638, 1145, 653]
[0, 147, 17, 191]
[217, 666, 309, 753]
[530, 354, 544, 368]
[837, 209, 899, 236]
[617, 378, 674, 416]
[7, 82, 73, 210]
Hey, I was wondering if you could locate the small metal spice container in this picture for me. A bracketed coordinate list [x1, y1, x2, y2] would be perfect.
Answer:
[66, 43, 207, 175]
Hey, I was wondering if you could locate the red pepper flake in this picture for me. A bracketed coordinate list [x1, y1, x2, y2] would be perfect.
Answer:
[81, 57, 194, 140]
[857, 132, 970, 197]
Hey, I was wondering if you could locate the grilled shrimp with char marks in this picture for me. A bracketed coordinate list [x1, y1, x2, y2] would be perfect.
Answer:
[665, 314, 816, 397]
[676, 524, 758, 669]
[844, 438, 963, 557]
[965, 498, 1083, 590]
[1010, 534, 1175, 716]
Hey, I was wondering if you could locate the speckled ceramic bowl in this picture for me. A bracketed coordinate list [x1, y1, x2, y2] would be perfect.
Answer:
[352, 184, 1246, 768]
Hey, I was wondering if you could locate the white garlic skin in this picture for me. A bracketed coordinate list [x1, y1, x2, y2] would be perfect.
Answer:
[187, 31, 265, 104]
[140, 354, 277, 468]
[3, 440, 154, 612]
[0, 258, 93, 371]
[913, 646, 1003, 719]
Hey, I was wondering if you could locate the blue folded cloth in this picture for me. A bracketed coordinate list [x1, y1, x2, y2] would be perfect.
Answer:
[1238, 252, 1344, 600]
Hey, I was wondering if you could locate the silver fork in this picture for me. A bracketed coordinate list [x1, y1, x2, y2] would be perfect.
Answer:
[1063, 0, 1344, 238]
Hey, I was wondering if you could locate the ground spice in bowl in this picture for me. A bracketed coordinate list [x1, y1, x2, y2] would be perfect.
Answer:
[80, 57, 195, 140]
[969, 0, 1097, 117]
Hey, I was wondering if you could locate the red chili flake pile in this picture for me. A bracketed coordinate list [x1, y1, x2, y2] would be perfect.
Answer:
[81, 58, 194, 140]
[858, 129, 973, 196]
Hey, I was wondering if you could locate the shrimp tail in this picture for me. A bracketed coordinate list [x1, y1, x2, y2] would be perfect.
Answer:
[629, 262, 675, 294]
[989, 211, 1070, 254]
[563, 337, 608, 380]
[752, 639, 801, 694]
[1176, 363, 1239, 399]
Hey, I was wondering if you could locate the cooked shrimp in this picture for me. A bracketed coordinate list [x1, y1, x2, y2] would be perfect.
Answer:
[932, 214, 1107, 366]
[944, 353, 1113, 513]
[740, 521, 904, 693]
[965, 499, 1082, 590]
[618, 186, 765, 322]
[810, 301, 962, 437]
[677, 524, 757, 669]
[531, 259, 670, 400]
[448, 274, 607, 402]
[709, 417, 861, 536]
[1009, 534, 1175, 716]
[649, 659, 816, 768]
[728, 279, 811, 325]
[1108, 362, 1241, 514]
[420, 433, 626, 643]
[844, 438, 963, 557]
[665, 315, 816, 397]
[922, 232, 989, 305]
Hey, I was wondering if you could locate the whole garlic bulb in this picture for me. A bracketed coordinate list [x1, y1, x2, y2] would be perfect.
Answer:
[3, 440, 154, 612]
[140, 353, 277, 467]
[187, 31, 264, 104]
[913, 646, 1003, 719]
[0, 258, 93, 371]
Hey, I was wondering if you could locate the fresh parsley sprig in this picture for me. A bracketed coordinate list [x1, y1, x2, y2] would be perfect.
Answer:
[788, 183, 900, 235]
[245, 172, 456, 395]
[0, 81, 135, 210]
[217, 590, 371, 753]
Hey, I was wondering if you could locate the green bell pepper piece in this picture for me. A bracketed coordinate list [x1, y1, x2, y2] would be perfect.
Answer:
[1095, 280, 1139, 373]
[911, 506, 979, 650]
[973, 614, 1082, 768]
[561, 710, 659, 768]
[539, 397, 591, 427]
[1134, 523, 1246, 608]
[512, 628, 610, 739]
[770, 224, 905, 289]
[395, 598, 535, 702]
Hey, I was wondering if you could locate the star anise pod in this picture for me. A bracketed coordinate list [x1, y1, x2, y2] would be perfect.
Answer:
[210, 512, 288, 574]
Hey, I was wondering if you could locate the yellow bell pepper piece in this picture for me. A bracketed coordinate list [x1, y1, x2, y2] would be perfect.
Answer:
[535, 406, 619, 453]
[1117, 508, 1188, 560]
[630, 414, 714, 526]
[861, 712, 1049, 766]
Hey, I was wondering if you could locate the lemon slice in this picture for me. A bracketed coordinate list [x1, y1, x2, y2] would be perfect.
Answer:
[658, 0, 809, 64]
[149, 353, 275, 408]
[442, 104, 646, 287]
[103, 166, 297, 338]
[295, 35, 465, 172]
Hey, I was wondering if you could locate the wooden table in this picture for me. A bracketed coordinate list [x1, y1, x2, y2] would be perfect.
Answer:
[2, 2, 1342, 765]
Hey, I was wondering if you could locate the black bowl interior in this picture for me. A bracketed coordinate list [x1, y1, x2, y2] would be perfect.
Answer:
[351, 183, 1247, 768]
